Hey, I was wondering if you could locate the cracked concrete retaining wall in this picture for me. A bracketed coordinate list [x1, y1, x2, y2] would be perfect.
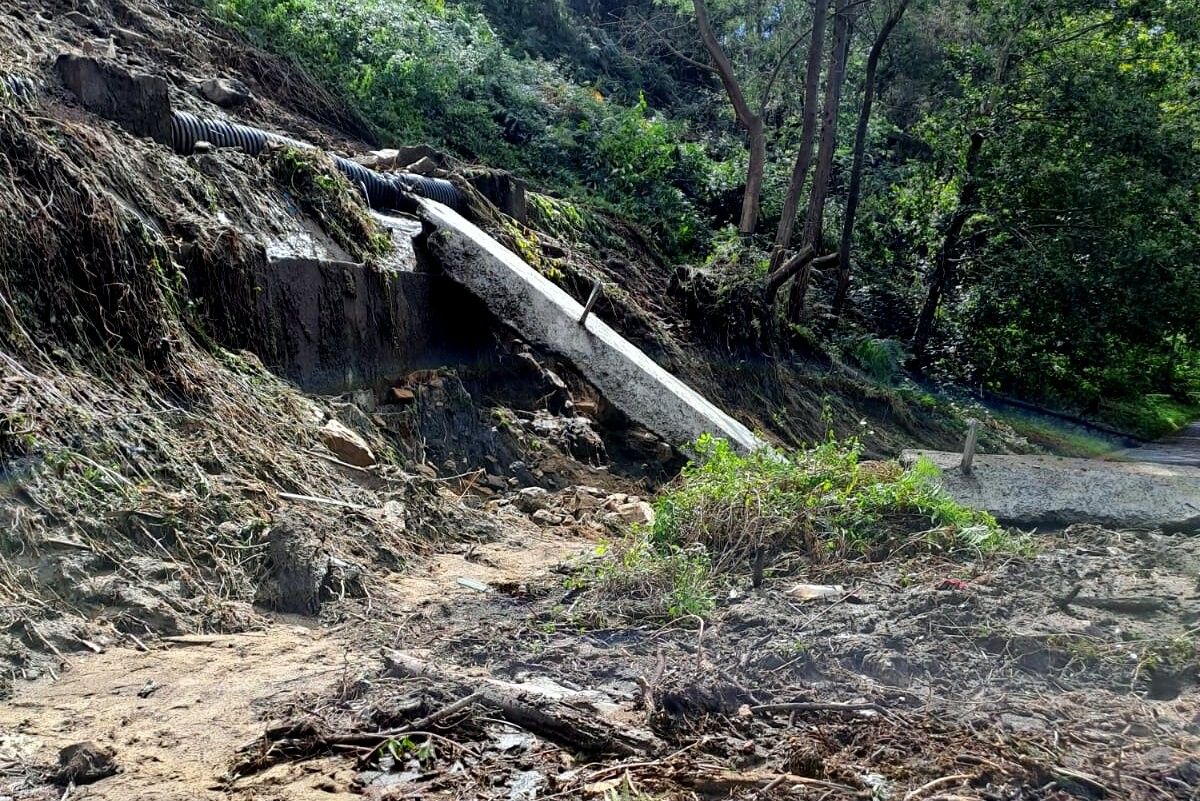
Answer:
[903, 450, 1200, 531]
[417, 199, 763, 453]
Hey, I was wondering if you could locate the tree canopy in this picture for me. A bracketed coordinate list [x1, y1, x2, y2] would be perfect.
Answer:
[217, 0, 1200, 435]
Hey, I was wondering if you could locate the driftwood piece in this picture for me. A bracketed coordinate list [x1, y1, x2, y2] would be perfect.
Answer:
[382, 650, 659, 756]
[677, 768, 862, 796]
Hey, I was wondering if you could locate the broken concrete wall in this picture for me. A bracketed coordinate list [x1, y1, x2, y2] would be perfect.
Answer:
[55, 54, 173, 144]
[200, 255, 490, 395]
[417, 199, 763, 453]
[905, 450, 1200, 531]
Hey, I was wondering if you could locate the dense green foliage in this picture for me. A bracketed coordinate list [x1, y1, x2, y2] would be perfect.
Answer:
[579, 434, 1011, 619]
[215, 0, 720, 252]
[861, 2, 1200, 426]
[215, 0, 1200, 435]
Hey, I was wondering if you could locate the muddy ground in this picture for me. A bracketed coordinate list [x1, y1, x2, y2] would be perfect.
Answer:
[3, 515, 1197, 800]
[0, 1, 1196, 800]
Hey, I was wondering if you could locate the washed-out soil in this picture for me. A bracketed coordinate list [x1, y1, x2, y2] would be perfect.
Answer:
[8, 520, 1190, 800]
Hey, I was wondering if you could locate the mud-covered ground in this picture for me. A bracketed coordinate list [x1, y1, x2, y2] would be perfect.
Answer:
[0, 2, 1196, 800]
[6, 515, 1195, 800]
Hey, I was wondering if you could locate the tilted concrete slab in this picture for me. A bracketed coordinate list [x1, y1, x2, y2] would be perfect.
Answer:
[903, 450, 1200, 531]
[417, 199, 763, 453]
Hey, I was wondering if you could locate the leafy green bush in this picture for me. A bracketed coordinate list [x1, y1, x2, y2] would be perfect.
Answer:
[213, 0, 716, 255]
[578, 434, 1012, 620]
[848, 336, 908, 384]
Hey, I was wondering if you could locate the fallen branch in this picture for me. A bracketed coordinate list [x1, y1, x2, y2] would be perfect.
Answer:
[751, 701, 886, 716]
[383, 650, 660, 756]
[679, 768, 861, 796]
[904, 774, 972, 800]
[277, 491, 367, 511]
[320, 691, 485, 748]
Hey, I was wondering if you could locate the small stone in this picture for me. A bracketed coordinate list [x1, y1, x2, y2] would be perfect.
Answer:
[355, 148, 400, 170]
[404, 156, 439, 175]
[603, 493, 629, 509]
[389, 387, 416, 404]
[200, 77, 252, 108]
[485, 474, 506, 491]
[81, 37, 117, 59]
[514, 486, 550, 514]
[319, 419, 375, 467]
[531, 509, 564, 527]
[614, 501, 655, 526]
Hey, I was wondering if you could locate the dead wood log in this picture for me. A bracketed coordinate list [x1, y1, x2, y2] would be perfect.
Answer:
[764, 248, 839, 308]
[382, 650, 660, 756]
[677, 768, 862, 796]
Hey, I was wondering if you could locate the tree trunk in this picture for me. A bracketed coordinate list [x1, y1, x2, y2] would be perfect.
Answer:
[910, 130, 985, 366]
[692, 0, 765, 234]
[741, 116, 767, 233]
[832, 0, 911, 319]
[787, 0, 853, 322]
[770, 0, 830, 268]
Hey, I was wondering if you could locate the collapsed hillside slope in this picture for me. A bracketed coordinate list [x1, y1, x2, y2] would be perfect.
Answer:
[1, 2, 1196, 801]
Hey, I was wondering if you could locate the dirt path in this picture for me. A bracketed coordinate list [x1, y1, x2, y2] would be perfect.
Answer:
[0, 518, 595, 800]
[0, 624, 356, 801]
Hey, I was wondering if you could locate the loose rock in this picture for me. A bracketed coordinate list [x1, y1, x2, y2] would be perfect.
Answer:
[531, 509, 564, 527]
[320, 419, 376, 467]
[200, 77, 252, 107]
[514, 486, 550, 514]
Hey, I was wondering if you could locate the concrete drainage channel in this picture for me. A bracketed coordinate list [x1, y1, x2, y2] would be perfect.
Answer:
[31, 54, 762, 455]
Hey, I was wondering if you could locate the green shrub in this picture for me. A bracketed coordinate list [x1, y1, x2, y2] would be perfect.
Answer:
[577, 434, 1014, 620]
[580, 536, 714, 620]
[213, 0, 717, 255]
[848, 336, 908, 385]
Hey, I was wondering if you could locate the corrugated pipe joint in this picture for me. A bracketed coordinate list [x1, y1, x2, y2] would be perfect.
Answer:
[170, 111, 461, 211]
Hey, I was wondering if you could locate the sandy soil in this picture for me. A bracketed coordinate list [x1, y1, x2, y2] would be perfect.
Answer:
[0, 518, 596, 800]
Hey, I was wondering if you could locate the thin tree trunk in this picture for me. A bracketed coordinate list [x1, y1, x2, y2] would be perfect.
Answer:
[832, 0, 911, 319]
[770, 0, 830, 268]
[692, 0, 765, 234]
[910, 130, 985, 365]
[742, 117, 767, 234]
[788, 0, 853, 322]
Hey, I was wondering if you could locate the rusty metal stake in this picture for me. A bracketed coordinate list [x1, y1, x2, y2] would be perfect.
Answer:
[578, 279, 602, 325]
[961, 418, 980, 475]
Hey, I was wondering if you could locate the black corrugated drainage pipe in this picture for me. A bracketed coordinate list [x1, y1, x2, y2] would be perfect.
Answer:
[170, 110, 462, 211]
